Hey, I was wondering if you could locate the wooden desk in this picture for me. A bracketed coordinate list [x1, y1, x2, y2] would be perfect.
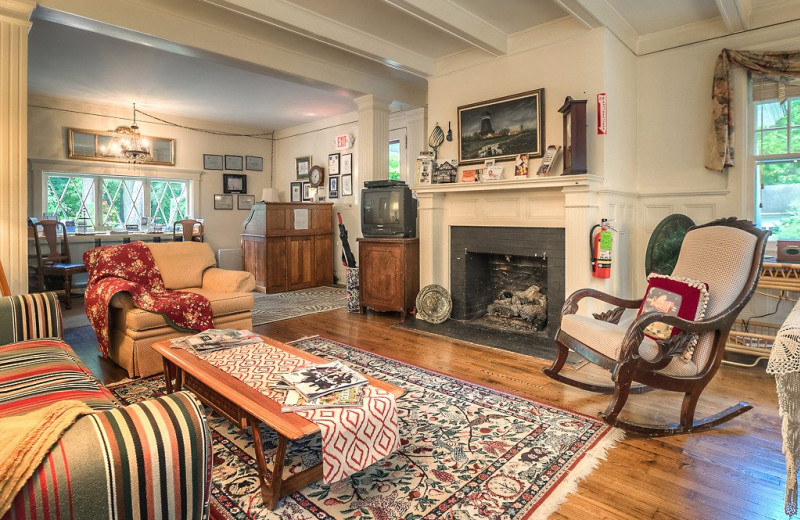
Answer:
[241, 202, 334, 293]
[152, 337, 404, 510]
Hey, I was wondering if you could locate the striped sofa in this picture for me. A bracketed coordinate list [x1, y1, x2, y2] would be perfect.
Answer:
[0, 292, 212, 520]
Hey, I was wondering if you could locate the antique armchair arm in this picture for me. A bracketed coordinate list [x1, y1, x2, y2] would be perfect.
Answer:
[561, 288, 643, 318]
[618, 310, 730, 365]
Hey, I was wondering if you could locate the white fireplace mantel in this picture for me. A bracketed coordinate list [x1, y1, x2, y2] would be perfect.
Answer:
[413, 173, 608, 299]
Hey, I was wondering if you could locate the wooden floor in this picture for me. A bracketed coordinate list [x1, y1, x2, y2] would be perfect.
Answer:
[81, 307, 786, 519]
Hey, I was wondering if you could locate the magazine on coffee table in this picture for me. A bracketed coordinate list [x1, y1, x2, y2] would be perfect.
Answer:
[280, 385, 364, 412]
[280, 361, 368, 400]
[170, 329, 262, 353]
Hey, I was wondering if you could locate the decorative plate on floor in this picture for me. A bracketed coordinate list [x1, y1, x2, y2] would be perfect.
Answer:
[416, 284, 452, 324]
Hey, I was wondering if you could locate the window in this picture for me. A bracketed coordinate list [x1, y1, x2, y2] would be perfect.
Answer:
[388, 138, 401, 180]
[752, 75, 800, 239]
[45, 172, 190, 229]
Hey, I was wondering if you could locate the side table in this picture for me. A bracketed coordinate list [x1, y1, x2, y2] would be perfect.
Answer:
[357, 237, 419, 320]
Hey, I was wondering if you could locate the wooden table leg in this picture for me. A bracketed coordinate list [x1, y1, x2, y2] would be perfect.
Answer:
[163, 359, 174, 393]
[249, 416, 287, 510]
[63, 276, 72, 310]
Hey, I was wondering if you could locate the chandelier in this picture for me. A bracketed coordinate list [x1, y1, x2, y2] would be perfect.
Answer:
[111, 103, 151, 163]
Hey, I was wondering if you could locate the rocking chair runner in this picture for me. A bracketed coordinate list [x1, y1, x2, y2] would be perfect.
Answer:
[544, 217, 769, 436]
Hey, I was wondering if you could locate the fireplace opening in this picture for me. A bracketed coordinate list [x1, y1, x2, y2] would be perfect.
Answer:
[448, 226, 565, 356]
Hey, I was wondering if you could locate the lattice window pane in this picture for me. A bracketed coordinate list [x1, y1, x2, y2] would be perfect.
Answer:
[102, 178, 144, 228]
[46, 175, 96, 223]
[150, 180, 188, 226]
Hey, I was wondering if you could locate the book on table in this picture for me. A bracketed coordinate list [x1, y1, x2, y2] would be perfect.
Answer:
[280, 386, 364, 412]
[280, 361, 368, 401]
[170, 329, 262, 352]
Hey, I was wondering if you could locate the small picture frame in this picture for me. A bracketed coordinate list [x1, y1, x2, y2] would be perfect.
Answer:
[302, 182, 311, 202]
[245, 156, 263, 171]
[328, 153, 340, 175]
[296, 156, 311, 179]
[223, 173, 247, 193]
[224, 155, 243, 171]
[203, 154, 223, 170]
[341, 174, 353, 196]
[290, 181, 303, 202]
[237, 194, 255, 210]
[328, 176, 339, 198]
[341, 153, 352, 175]
[214, 194, 233, 210]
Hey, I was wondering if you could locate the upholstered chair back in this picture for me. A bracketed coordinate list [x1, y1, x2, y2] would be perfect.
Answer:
[146, 241, 217, 289]
[670, 225, 758, 371]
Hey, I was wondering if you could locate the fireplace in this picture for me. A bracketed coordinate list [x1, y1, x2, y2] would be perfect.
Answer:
[450, 226, 565, 345]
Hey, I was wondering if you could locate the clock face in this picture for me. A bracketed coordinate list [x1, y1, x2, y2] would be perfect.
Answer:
[309, 165, 324, 187]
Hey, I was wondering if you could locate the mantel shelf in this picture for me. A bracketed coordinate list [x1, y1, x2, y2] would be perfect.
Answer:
[412, 174, 602, 194]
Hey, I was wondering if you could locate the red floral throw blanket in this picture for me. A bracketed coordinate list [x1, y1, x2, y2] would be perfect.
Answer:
[83, 241, 213, 357]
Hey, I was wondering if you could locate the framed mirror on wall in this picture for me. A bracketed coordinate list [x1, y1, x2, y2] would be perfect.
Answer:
[67, 128, 176, 166]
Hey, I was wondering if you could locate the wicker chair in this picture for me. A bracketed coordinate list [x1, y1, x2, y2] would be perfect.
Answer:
[543, 218, 769, 436]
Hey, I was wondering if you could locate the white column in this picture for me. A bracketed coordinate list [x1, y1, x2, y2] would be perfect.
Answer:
[355, 95, 391, 183]
[416, 191, 444, 287]
[405, 107, 427, 164]
[0, 0, 34, 294]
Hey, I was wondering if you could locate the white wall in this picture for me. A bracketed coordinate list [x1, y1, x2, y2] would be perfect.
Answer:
[27, 95, 272, 252]
[273, 112, 360, 284]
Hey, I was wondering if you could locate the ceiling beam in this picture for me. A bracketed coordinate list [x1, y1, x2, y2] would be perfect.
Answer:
[381, 0, 507, 56]
[201, 0, 435, 77]
[554, 0, 639, 52]
[714, 0, 751, 32]
[33, 0, 427, 107]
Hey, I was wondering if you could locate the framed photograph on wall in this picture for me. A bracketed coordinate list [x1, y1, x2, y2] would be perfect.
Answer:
[341, 153, 352, 175]
[328, 176, 339, 198]
[214, 194, 233, 210]
[223, 173, 247, 193]
[328, 153, 340, 175]
[245, 156, 263, 171]
[458, 88, 545, 164]
[224, 155, 243, 170]
[290, 181, 303, 202]
[341, 174, 353, 196]
[237, 194, 255, 210]
[302, 182, 311, 202]
[296, 156, 311, 179]
[203, 154, 223, 170]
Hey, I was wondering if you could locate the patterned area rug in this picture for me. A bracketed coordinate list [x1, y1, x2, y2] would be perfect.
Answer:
[252, 287, 346, 326]
[109, 337, 622, 519]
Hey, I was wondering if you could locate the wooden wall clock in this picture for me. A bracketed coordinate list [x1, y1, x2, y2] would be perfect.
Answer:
[558, 96, 587, 175]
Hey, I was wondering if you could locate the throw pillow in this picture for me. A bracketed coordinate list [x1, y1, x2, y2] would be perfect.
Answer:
[637, 273, 710, 360]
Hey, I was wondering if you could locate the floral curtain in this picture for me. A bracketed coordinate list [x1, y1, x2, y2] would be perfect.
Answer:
[705, 49, 800, 172]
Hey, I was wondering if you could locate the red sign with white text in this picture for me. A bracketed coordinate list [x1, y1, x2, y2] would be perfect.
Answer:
[597, 93, 607, 135]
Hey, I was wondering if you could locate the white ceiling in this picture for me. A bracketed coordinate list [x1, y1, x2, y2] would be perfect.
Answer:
[28, 0, 800, 131]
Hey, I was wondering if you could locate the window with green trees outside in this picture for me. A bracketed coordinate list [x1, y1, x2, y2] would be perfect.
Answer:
[753, 77, 800, 240]
[45, 173, 190, 230]
[388, 138, 401, 180]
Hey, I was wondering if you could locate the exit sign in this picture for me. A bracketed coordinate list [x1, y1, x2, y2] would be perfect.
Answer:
[335, 134, 354, 150]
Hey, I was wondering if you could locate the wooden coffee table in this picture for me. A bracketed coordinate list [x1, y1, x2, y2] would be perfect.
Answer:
[152, 336, 404, 510]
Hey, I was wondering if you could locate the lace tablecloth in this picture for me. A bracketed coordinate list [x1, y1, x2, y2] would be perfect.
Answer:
[767, 299, 800, 516]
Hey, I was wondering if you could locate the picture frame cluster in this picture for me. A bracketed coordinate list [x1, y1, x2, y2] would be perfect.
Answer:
[292, 152, 353, 201]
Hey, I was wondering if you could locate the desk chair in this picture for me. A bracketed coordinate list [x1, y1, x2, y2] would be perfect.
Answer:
[173, 219, 204, 242]
[28, 218, 87, 309]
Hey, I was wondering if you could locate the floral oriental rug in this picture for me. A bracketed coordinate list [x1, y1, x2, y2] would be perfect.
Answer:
[109, 337, 622, 519]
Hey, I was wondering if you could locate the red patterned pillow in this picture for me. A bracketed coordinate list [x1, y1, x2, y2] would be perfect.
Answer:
[637, 274, 709, 356]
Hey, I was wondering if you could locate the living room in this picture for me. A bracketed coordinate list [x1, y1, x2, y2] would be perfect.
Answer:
[2, 0, 799, 518]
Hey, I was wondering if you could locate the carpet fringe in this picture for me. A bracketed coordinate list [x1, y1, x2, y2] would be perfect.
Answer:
[532, 427, 625, 519]
[287, 334, 320, 345]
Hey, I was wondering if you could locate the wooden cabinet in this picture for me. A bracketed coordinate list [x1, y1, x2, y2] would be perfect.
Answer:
[242, 202, 334, 293]
[358, 238, 419, 319]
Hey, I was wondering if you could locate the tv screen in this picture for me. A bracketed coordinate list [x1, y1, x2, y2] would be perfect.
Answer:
[361, 185, 416, 237]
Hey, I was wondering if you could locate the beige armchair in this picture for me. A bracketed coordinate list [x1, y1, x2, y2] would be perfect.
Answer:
[108, 241, 255, 377]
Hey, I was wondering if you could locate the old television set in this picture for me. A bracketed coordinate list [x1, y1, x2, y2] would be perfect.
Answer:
[361, 181, 417, 238]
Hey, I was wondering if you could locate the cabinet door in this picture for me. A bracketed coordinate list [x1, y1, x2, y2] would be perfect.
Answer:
[265, 238, 288, 293]
[314, 234, 333, 286]
[242, 238, 266, 291]
[360, 244, 403, 310]
[289, 236, 314, 290]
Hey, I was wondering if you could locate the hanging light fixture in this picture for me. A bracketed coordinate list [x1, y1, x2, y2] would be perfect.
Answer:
[111, 103, 151, 163]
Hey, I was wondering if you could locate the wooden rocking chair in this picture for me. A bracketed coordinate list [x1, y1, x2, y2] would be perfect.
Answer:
[543, 218, 769, 436]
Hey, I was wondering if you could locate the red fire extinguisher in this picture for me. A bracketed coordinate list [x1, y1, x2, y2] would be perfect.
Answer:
[590, 219, 612, 278]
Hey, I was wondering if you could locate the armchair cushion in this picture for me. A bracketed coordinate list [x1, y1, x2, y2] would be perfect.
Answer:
[146, 241, 217, 290]
[201, 266, 255, 292]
